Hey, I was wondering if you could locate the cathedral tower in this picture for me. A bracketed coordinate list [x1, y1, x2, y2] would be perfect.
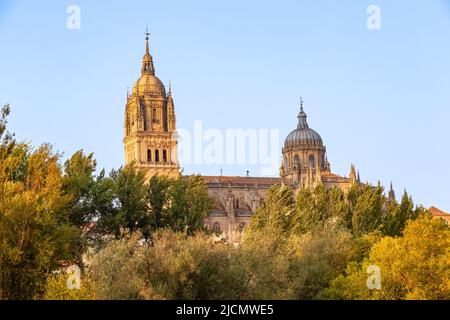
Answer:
[280, 98, 330, 188]
[124, 31, 180, 179]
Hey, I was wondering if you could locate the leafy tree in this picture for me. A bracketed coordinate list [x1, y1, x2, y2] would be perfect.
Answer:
[234, 227, 293, 299]
[89, 232, 145, 299]
[163, 175, 213, 235]
[0, 106, 81, 299]
[350, 184, 385, 235]
[0, 143, 80, 299]
[140, 230, 238, 300]
[97, 165, 148, 239]
[289, 222, 353, 299]
[62, 150, 97, 227]
[324, 216, 450, 300]
[44, 269, 95, 300]
[147, 175, 171, 231]
[251, 185, 294, 233]
[384, 191, 422, 236]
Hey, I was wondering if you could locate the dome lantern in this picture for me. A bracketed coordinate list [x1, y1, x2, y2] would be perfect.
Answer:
[284, 99, 324, 149]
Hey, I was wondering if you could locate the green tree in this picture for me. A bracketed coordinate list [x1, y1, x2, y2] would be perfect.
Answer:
[147, 175, 171, 231]
[163, 175, 213, 235]
[62, 150, 97, 228]
[350, 184, 385, 235]
[251, 185, 294, 233]
[384, 190, 421, 236]
[97, 165, 148, 239]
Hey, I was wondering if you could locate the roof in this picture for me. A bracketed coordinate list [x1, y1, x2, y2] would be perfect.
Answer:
[429, 206, 450, 216]
[203, 175, 282, 186]
[320, 171, 349, 183]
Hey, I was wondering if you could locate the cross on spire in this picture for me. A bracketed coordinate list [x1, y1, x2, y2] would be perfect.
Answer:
[300, 96, 304, 112]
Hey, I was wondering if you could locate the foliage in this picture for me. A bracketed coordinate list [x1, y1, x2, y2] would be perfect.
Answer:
[324, 216, 450, 300]
[62, 150, 97, 228]
[88, 232, 145, 299]
[43, 269, 95, 300]
[0, 141, 80, 299]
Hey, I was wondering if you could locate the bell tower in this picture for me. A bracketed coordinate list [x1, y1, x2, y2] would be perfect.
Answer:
[124, 31, 180, 179]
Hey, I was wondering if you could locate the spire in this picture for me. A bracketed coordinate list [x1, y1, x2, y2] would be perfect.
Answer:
[297, 97, 309, 129]
[349, 163, 357, 184]
[168, 81, 172, 96]
[145, 26, 150, 54]
[388, 182, 396, 203]
[141, 27, 155, 75]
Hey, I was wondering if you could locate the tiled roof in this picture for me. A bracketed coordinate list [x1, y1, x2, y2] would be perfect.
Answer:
[320, 171, 349, 182]
[429, 206, 450, 216]
[203, 175, 282, 186]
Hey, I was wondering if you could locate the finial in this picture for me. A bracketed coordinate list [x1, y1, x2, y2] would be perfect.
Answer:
[297, 97, 308, 128]
[145, 26, 150, 54]
[168, 81, 172, 94]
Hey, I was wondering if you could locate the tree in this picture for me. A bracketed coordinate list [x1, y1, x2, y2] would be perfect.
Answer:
[289, 222, 353, 299]
[97, 165, 148, 239]
[350, 184, 385, 235]
[163, 175, 213, 235]
[44, 269, 95, 300]
[140, 230, 238, 300]
[0, 143, 80, 299]
[0, 104, 11, 139]
[324, 215, 450, 300]
[62, 150, 97, 228]
[147, 175, 171, 231]
[251, 185, 294, 233]
[89, 232, 145, 299]
[384, 190, 422, 236]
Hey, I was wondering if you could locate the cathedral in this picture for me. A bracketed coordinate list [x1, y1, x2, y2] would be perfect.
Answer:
[124, 34, 357, 241]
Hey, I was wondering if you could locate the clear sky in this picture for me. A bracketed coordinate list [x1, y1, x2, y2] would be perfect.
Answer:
[1, 0, 449, 210]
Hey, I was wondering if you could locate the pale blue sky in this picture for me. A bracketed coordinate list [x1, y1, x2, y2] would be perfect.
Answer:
[1, 0, 449, 210]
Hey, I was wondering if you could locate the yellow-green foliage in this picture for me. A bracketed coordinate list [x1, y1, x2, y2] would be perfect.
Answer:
[44, 270, 95, 300]
[324, 216, 450, 300]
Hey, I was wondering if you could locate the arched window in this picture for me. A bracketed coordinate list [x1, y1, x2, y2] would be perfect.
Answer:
[155, 150, 160, 162]
[147, 149, 152, 162]
[309, 155, 315, 168]
[152, 108, 157, 122]
[163, 150, 167, 162]
[236, 199, 239, 209]
[213, 222, 221, 233]
[294, 155, 301, 171]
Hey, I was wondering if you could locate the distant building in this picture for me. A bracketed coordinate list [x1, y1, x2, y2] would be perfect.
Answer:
[429, 206, 450, 224]
[124, 34, 357, 241]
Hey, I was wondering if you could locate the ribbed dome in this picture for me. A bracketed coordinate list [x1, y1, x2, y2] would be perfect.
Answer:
[133, 74, 166, 96]
[284, 106, 323, 149]
[132, 31, 166, 96]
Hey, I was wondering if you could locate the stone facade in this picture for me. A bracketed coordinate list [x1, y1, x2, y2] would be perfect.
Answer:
[124, 35, 356, 242]
[124, 31, 180, 179]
